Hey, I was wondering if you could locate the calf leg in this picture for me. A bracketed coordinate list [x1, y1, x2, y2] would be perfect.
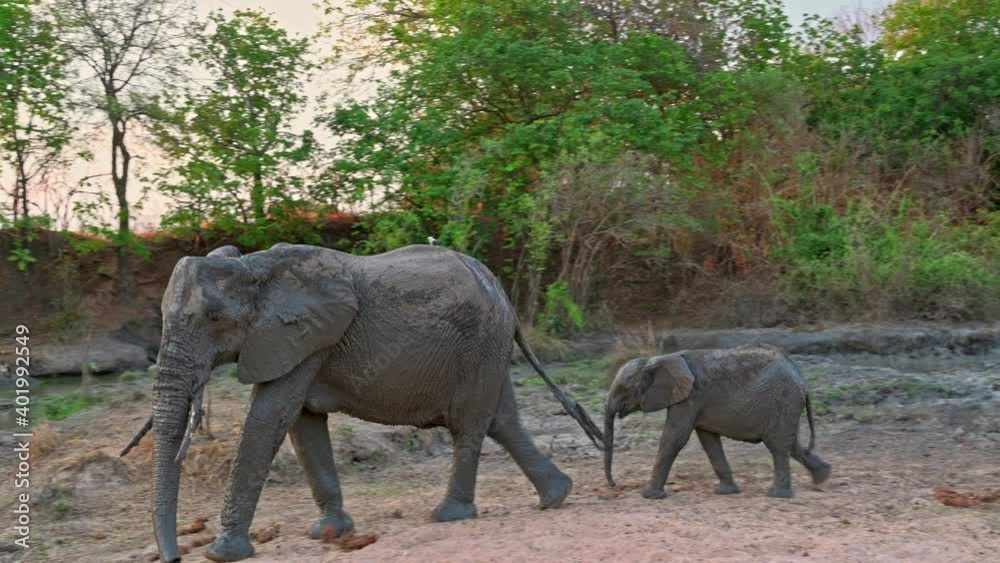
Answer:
[696, 429, 740, 494]
[766, 444, 794, 498]
[643, 402, 695, 499]
[792, 443, 831, 485]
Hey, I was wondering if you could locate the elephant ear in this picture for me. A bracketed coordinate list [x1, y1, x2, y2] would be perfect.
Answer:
[640, 353, 695, 413]
[237, 246, 358, 384]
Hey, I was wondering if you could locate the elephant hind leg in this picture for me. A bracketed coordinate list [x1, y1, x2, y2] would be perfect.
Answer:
[791, 443, 831, 485]
[696, 429, 740, 494]
[764, 428, 796, 498]
[289, 409, 354, 539]
[765, 444, 794, 498]
[488, 380, 572, 509]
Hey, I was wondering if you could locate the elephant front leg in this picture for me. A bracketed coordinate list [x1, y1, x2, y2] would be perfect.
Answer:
[432, 423, 487, 522]
[205, 359, 318, 562]
[696, 429, 741, 494]
[643, 405, 695, 500]
[289, 409, 354, 539]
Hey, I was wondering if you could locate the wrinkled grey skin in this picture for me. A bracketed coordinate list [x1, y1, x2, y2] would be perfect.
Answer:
[139, 243, 604, 563]
[604, 345, 830, 500]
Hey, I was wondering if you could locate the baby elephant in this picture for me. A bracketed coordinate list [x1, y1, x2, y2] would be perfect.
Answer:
[603, 345, 830, 499]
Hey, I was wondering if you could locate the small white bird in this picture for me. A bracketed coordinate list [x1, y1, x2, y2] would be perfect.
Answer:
[427, 236, 437, 246]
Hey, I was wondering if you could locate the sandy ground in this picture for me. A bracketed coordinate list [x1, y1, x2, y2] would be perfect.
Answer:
[2, 347, 998, 563]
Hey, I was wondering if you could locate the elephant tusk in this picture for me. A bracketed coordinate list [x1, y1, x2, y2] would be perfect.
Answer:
[174, 384, 207, 465]
[120, 416, 153, 457]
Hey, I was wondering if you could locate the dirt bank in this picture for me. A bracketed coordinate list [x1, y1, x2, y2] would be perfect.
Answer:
[1, 331, 998, 562]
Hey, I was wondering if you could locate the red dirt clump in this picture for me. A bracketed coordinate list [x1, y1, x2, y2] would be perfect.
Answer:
[320, 525, 378, 551]
[251, 522, 281, 544]
[177, 515, 209, 536]
[933, 488, 1000, 508]
[341, 532, 379, 550]
[187, 535, 216, 548]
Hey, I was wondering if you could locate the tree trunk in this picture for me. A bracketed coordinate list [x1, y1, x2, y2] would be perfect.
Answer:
[16, 159, 28, 220]
[524, 268, 542, 326]
[111, 117, 133, 302]
[251, 167, 266, 223]
[13, 130, 28, 221]
[80, 329, 94, 397]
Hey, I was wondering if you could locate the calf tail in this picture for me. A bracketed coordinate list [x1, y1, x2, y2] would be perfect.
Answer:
[805, 393, 816, 452]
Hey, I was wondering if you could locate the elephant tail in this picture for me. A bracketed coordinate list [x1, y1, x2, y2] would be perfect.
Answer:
[805, 393, 817, 452]
[514, 327, 605, 451]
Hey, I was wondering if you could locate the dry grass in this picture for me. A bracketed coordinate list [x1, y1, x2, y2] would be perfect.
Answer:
[604, 322, 660, 386]
[519, 325, 571, 363]
[32, 421, 61, 458]
[182, 439, 234, 483]
[58, 450, 117, 472]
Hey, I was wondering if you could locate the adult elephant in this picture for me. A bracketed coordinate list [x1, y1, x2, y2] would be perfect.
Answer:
[125, 243, 604, 563]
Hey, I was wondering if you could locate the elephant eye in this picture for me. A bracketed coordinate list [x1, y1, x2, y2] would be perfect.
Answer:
[205, 310, 224, 322]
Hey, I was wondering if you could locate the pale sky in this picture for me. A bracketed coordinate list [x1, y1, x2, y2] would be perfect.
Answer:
[31, 0, 889, 231]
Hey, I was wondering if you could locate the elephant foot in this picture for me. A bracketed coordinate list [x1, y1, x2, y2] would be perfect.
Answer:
[538, 471, 573, 509]
[714, 482, 742, 495]
[811, 461, 831, 485]
[432, 497, 478, 522]
[641, 485, 667, 500]
[769, 486, 794, 498]
[308, 510, 355, 540]
[205, 532, 254, 562]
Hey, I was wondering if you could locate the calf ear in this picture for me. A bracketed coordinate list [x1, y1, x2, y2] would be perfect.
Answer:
[640, 353, 695, 412]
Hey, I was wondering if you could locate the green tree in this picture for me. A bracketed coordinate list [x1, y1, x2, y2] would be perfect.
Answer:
[326, 0, 700, 243]
[320, 0, 998, 324]
[324, 0, 805, 316]
[152, 9, 318, 248]
[54, 0, 193, 298]
[0, 0, 73, 221]
[878, 0, 1000, 140]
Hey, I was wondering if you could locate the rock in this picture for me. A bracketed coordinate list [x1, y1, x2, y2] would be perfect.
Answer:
[655, 326, 1000, 357]
[32, 336, 153, 376]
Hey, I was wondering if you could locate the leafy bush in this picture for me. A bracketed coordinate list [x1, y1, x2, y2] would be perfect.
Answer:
[537, 281, 585, 337]
[0, 215, 52, 270]
[773, 199, 999, 320]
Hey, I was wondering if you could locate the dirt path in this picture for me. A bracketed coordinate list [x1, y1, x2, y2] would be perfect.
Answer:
[2, 346, 998, 562]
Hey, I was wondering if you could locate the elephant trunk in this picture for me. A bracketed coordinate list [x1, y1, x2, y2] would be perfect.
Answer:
[151, 335, 205, 563]
[604, 403, 617, 487]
